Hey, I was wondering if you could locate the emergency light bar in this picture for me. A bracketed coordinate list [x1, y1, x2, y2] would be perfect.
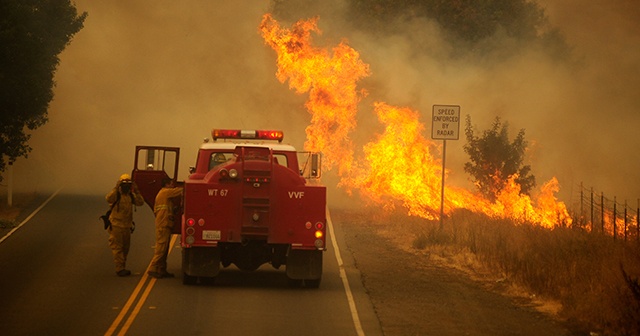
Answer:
[212, 129, 284, 142]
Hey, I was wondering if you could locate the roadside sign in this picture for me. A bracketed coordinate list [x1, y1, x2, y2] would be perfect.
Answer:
[431, 104, 461, 229]
[431, 105, 460, 140]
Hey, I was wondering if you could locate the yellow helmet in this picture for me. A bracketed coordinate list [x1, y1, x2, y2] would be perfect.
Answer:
[213, 153, 226, 164]
[119, 173, 132, 182]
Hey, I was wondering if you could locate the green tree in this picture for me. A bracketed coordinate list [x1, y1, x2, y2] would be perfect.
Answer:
[463, 115, 535, 201]
[347, 0, 544, 41]
[0, 0, 87, 180]
[344, 0, 570, 58]
[271, 0, 571, 59]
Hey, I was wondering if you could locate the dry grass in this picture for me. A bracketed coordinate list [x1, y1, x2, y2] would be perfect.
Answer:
[456, 210, 640, 335]
[366, 207, 640, 335]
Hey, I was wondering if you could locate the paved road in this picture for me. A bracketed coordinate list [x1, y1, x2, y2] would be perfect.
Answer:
[0, 193, 382, 336]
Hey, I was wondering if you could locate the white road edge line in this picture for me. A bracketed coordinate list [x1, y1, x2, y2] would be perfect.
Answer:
[0, 188, 62, 245]
[327, 208, 365, 336]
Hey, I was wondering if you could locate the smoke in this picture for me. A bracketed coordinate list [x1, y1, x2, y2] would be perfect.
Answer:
[5, 0, 640, 209]
[7, 0, 312, 196]
[532, 0, 640, 203]
[274, 0, 640, 206]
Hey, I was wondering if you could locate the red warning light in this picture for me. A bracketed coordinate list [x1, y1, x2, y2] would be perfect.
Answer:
[256, 130, 284, 142]
[212, 129, 284, 142]
[212, 129, 240, 140]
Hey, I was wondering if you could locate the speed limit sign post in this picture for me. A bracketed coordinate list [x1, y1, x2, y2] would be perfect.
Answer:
[432, 105, 461, 230]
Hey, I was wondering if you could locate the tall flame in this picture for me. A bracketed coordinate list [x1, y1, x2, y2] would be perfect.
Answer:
[260, 14, 572, 228]
[259, 14, 370, 177]
[350, 102, 444, 219]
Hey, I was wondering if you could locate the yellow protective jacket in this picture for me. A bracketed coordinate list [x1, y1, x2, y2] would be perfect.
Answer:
[154, 187, 184, 229]
[106, 188, 145, 229]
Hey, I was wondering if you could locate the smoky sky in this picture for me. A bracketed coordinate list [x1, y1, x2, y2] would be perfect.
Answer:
[6, 0, 640, 208]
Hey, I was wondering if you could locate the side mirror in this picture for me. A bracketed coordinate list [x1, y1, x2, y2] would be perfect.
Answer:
[310, 153, 320, 178]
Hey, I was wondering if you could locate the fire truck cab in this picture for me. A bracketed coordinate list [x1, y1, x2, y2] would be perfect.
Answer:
[132, 129, 326, 287]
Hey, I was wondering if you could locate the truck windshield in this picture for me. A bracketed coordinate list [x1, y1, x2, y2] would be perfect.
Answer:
[208, 151, 289, 170]
[273, 154, 288, 167]
[209, 152, 232, 170]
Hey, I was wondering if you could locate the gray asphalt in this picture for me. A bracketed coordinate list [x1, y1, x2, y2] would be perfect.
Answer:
[0, 193, 382, 336]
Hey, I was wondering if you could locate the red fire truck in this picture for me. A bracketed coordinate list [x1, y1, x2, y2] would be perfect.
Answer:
[132, 129, 326, 287]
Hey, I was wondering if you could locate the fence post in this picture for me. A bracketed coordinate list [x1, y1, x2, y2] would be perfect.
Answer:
[601, 192, 605, 233]
[613, 196, 617, 241]
[624, 200, 628, 241]
[590, 188, 594, 232]
[624, 200, 629, 241]
[580, 182, 584, 228]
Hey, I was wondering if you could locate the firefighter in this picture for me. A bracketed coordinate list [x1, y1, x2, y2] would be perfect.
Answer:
[211, 152, 227, 167]
[148, 177, 183, 279]
[106, 173, 144, 277]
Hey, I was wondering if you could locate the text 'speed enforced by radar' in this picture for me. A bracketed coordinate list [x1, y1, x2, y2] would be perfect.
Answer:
[432, 105, 460, 140]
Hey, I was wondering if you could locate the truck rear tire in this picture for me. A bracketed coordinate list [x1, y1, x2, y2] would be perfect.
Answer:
[305, 278, 321, 288]
[286, 249, 323, 285]
[183, 272, 197, 285]
[200, 276, 216, 286]
[288, 278, 303, 288]
[182, 246, 221, 279]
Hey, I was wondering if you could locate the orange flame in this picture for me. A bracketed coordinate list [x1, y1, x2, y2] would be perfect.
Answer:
[349, 102, 444, 219]
[260, 14, 573, 228]
[259, 14, 370, 177]
[602, 211, 634, 237]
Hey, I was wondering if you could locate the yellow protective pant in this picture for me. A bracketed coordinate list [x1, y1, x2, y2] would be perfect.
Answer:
[149, 226, 172, 274]
[108, 226, 131, 272]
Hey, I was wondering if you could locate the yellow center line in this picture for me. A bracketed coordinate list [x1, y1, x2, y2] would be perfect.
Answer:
[118, 277, 158, 336]
[105, 234, 178, 336]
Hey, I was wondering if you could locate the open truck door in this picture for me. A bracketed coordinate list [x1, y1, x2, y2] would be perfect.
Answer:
[132, 146, 183, 234]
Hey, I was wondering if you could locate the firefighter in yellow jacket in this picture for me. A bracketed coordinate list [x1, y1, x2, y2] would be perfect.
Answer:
[106, 174, 144, 277]
[148, 178, 183, 279]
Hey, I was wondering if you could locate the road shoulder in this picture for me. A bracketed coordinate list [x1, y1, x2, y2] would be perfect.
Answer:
[333, 208, 577, 336]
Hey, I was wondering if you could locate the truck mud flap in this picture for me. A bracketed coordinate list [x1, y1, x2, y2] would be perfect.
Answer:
[182, 247, 221, 277]
[285, 249, 323, 280]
